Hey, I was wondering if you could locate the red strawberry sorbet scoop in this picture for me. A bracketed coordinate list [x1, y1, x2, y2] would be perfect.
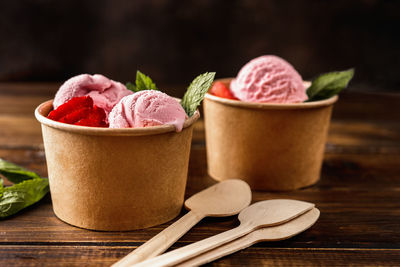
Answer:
[209, 81, 238, 100]
[47, 96, 108, 127]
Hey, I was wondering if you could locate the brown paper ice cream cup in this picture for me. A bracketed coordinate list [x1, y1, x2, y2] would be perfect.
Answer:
[35, 100, 199, 231]
[204, 78, 337, 191]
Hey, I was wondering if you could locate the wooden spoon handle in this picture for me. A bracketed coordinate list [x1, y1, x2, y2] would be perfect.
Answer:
[133, 223, 253, 267]
[177, 234, 254, 267]
[112, 211, 204, 267]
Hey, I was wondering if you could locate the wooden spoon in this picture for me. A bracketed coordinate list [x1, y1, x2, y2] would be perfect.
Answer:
[112, 179, 251, 267]
[133, 199, 315, 267]
[178, 208, 320, 266]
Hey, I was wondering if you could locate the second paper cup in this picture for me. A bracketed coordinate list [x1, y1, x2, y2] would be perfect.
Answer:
[204, 78, 337, 191]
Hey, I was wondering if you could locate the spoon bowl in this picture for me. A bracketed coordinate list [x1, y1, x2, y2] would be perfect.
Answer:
[247, 207, 320, 241]
[185, 179, 252, 216]
[238, 199, 315, 227]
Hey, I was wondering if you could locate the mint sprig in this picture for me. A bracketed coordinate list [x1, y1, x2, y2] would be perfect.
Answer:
[126, 70, 158, 92]
[0, 158, 49, 219]
[181, 72, 216, 117]
[0, 158, 41, 184]
[306, 69, 354, 101]
[0, 178, 49, 218]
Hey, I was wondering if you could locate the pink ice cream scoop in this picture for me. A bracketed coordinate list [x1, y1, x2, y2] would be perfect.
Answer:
[53, 74, 132, 114]
[230, 55, 308, 103]
[109, 90, 187, 132]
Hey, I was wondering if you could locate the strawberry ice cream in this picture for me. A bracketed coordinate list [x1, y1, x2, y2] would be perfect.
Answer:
[53, 74, 132, 114]
[230, 55, 307, 103]
[109, 90, 187, 132]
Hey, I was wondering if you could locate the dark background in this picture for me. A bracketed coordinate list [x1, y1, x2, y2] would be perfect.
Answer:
[0, 0, 399, 96]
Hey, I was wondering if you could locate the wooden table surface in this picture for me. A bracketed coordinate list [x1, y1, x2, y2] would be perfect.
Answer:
[1, 83, 400, 266]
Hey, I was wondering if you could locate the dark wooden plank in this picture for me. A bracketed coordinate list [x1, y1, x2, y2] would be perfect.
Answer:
[188, 147, 400, 183]
[0, 95, 51, 116]
[1, 83, 399, 120]
[332, 90, 400, 121]
[1, 116, 399, 152]
[0, 116, 43, 149]
[0, 246, 399, 267]
[1, 87, 400, 124]
[1, 89, 399, 150]
[328, 120, 400, 152]
[2, 131, 400, 187]
[0, 82, 59, 96]
[1, 190, 398, 249]
[1, 143, 400, 248]
[1, 169, 399, 249]
[0, 146, 400, 248]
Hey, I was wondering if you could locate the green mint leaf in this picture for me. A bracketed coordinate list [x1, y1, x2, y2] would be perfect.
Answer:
[136, 70, 158, 91]
[0, 158, 41, 184]
[126, 71, 158, 92]
[0, 178, 3, 198]
[0, 178, 49, 218]
[306, 69, 354, 101]
[181, 72, 216, 117]
[125, 82, 137, 92]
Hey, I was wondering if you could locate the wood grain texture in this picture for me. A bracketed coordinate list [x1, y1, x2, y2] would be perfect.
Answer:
[0, 246, 399, 267]
[178, 208, 321, 267]
[0, 84, 399, 266]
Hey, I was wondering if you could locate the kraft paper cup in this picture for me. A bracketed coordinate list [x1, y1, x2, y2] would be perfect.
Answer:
[204, 78, 337, 191]
[35, 100, 199, 231]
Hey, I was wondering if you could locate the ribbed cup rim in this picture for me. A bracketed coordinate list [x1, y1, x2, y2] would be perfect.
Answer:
[205, 78, 338, 110]
[35, 100, 200, 136]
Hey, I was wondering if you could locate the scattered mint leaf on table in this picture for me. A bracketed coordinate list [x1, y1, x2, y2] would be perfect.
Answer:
[0, 178, 49, 218]
[0, 178, 3, 198]
[0, 158, 41, 184]
[181, 72, 216, 117]
[126, 70, 158, 92]
[306, 69, 354, 101]
[0, 158, 49, 219]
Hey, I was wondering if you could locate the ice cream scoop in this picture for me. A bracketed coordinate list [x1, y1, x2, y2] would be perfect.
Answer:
[230, 55, 307, 103]
[109, 90, 187, 132]
[53, 74, 132, 114]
